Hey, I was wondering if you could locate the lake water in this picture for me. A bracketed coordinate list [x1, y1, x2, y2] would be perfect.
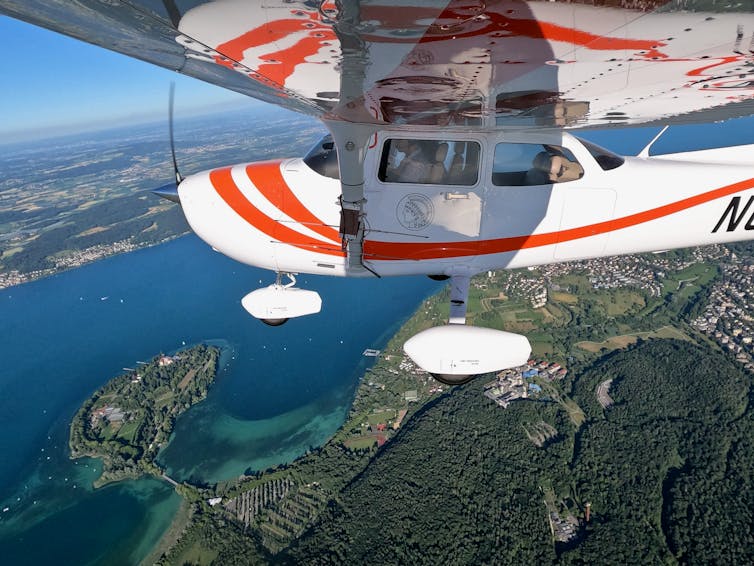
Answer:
[0, 235, 439, 564]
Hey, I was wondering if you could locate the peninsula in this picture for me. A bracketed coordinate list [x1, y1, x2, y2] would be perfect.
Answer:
[69, 344, 219, 487]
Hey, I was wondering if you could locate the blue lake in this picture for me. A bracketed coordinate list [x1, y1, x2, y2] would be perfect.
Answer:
[0, 234, 439, 563]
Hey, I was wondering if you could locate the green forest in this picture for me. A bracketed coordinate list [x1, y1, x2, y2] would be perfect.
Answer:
[283, 339, 754, 565]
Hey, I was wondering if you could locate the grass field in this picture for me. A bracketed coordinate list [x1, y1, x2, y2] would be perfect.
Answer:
[344, 436, 378, 450]
[603, 290, 645, 316]
[117, 419, 141, 443]
[367, 410, 396, 425]
[551, 291, 578, 304]
[1, 246, 24, 258]
[173, 542, 218, 566]
[661, 263, 716, 296]
[575, 325, 693, 353]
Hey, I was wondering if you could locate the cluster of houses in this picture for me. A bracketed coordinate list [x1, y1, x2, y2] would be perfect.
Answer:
[537, 246, 729, 297]
[0, 240, 141, 290]
[90, 405, 126, 426]
[53, 239, 137, 270]
[495, 271, 548, 308]
[484, 359, 567, 408]
[691, 260, 754, 372]
[541, 255, 665, 297]
[0, 268, 51, 290]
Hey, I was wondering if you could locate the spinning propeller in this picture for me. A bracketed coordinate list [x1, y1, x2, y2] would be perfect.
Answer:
[152, 83, 182, 204]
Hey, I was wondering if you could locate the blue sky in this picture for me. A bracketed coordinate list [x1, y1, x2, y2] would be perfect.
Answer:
[0, 16, 259, 142]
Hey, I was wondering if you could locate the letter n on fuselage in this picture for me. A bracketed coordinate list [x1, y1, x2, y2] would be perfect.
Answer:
[712, 196, 754, 233]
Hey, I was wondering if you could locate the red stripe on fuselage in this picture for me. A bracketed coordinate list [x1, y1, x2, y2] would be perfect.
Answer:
[363, 177, 754, 261]
[209, 167, 345, 258]
[244, 161, 341, 244]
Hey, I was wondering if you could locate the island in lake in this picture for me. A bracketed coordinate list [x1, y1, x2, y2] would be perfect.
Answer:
[69, 344, 219, 487]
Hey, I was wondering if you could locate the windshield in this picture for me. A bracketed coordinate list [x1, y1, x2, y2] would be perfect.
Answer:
[576, 137, 625, 171]
[303, 134, 340, 179]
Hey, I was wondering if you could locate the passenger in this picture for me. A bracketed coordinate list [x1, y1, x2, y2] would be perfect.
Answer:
[448, 142, 465, 184]
[525, 152, 553, 185]
[552, 154, 584, 182]
[383, 140, 404, 182]
[427, 143, 449, 184]
[526, 151, 583, 184]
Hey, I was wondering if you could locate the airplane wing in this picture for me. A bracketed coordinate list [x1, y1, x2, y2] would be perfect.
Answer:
[1, 0, 753, 129]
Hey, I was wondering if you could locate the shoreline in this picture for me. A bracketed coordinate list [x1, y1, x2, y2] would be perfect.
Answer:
[144, 283, 445, 561]
[0, 232, 190, 291]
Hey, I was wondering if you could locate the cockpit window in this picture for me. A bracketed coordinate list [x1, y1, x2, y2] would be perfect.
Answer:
[378, 139, 480, 185]
[304, 134, 340, 179]
[492, 143, 584, 186]
[576, 137, 624, 171]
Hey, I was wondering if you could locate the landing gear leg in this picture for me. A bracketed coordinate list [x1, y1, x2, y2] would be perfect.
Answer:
[448, 274, 470, 325]
[260, 273, 294, 326]
[432, 275, 474, 385]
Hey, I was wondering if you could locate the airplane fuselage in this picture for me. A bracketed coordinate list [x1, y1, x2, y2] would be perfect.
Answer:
[178, 130, 754, 279]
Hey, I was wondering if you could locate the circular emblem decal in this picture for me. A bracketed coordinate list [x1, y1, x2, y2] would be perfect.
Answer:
[397, 193, 434, 231]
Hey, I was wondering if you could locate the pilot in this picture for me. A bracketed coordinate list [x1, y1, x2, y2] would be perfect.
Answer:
[527, 151, 584, 185]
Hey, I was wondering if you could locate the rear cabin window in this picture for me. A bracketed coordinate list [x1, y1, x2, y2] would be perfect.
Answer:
[492, 143, 584, 186]
[378, 139, 480, 185]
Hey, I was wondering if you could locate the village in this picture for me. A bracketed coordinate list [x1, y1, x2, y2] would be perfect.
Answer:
[691, 256, 754, 372]
[484, 359, 568, 408]
[0, 239, 139, 289]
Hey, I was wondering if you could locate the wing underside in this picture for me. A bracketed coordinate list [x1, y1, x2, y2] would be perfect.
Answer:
[1, 0, 754, 129]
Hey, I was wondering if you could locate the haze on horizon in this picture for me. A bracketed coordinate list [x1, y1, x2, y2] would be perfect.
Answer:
[0, 16, 258, 144]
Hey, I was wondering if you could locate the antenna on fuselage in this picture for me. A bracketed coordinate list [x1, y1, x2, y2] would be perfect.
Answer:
[638, 125, 669, 158]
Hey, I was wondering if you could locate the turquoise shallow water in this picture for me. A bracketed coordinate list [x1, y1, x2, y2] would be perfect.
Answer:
[0, 234, 438, 564]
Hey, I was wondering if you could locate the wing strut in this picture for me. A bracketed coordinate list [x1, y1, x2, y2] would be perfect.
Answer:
[327, 121, 378, 275]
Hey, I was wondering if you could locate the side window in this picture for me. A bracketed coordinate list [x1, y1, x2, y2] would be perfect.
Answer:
[378, 139, 480, 186]
[492, 143, 584, 186]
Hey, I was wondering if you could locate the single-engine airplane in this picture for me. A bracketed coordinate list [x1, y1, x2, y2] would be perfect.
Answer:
[3, 0, 754, 384]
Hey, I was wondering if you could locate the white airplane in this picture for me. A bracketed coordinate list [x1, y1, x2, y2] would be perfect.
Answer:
[3, 0, 754, 384]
